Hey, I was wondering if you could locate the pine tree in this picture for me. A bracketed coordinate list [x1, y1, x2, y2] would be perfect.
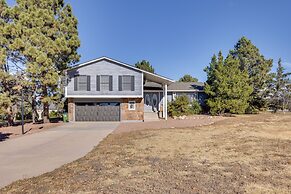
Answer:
[230, 37, 273, 111]
[135, 60, 154, 73]
[269, 58, 290, 112]
[0, 0, 23, 124]
[178, 74, 198, 82]
[0, 1, 9, 113]
[204, 52, 252, 115]
[6, 0, 81, 122]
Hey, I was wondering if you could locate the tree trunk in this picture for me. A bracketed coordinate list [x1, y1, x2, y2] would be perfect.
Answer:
[7, 107, 14, 126]
[32, 95, 36, 123]
[42, 86, 49, 123]
[43, 102, 49, 123]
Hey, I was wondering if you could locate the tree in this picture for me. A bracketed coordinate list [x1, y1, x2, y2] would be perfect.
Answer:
[0, 0, 23, 125]
[178, 74, 198, 82]
[204, 52, 253, 115]
[269, 58, 291, 112]
[135, 60, 154, 73]
[6, 0, 80, 122]
[204, 52, 222, 87]
[287, 81, 291, 111]
[230, 37, 273, 111]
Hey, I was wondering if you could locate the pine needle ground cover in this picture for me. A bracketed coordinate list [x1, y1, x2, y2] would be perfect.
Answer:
[2, 113, 291, 193]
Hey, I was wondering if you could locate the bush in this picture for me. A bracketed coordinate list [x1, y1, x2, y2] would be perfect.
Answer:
[16, 112, 22, 120]
[168, 95, 190, 117]
[190, 100, 202, 114]
[245, 105, 259, 114]
[49, 111, 60, 118]
[168, 95, 202, 117]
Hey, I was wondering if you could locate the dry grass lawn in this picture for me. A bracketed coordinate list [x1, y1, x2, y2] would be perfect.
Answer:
[1, 113, 291, 193]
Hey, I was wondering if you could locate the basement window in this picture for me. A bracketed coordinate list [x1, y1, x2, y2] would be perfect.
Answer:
[128, 101, 136, 110]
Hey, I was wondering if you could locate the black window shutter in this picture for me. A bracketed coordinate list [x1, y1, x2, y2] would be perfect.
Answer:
[118, 76, 122, 91]
[87, 76, 91, 91]
[96, 75, 100, 91]
[74, 76, 78, 91]
[109, 76, 113, 91]
[131, 76, 135, 91]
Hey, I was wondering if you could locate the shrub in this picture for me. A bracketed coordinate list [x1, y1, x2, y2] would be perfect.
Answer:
[168, 95, 191, 117]
[16, 112, 22, 120]
[49, 111, 59, 118]
[190, 100, 202, 114]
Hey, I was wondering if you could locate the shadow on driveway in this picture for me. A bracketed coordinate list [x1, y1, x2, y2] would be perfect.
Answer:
[0, 132, 12, 142]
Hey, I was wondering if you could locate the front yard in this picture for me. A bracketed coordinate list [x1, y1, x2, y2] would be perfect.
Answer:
[1, 113, 291, 193]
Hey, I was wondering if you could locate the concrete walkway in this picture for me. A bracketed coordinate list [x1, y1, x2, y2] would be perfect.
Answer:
[0, 122, 119, 188]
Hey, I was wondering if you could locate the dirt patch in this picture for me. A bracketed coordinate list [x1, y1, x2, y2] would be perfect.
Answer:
[1, 113, 291, 193]
[0, 122, 64, 142]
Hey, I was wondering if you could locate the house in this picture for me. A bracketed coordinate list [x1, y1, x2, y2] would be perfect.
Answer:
[167, 82, 207, 105]
[64, 57, 207, 122]
[145, 81, 206, 106]
[65, 57, 174, 122]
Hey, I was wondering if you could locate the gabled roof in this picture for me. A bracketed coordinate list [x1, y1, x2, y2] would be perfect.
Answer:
[167, 82, 204, 91]
[144, 81, 205, 92]
[68, 56, 174, 84]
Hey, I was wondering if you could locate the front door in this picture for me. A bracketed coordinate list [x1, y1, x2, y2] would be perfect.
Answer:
[144, 92, 160, 112]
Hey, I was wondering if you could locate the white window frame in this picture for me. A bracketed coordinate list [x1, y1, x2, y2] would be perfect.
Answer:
[100, 75, 110, 91]
[122, 75, 133, 91]
[128, 101, 136, 110]
[77, 75, 88, 91]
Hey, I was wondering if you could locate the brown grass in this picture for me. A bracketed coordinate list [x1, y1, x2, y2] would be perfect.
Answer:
[1, 113, 291, 193]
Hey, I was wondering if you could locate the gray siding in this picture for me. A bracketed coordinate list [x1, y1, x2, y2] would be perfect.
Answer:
[176, 92, 198, 102]
[66, 60, 143, 96]
[167, 92, 173, 102]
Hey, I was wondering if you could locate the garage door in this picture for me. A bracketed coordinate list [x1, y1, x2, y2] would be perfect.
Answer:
[75, 102, 120, 121]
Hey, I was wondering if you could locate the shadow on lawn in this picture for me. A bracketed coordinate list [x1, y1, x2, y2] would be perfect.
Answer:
[0, 132, 13, 142]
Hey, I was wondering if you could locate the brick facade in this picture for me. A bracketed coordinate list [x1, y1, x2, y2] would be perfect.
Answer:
[68, 98, 75, 122]
[120, 98, 144, 121]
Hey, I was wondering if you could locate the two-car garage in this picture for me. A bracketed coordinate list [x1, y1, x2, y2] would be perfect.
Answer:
[75, 102, 120, 121]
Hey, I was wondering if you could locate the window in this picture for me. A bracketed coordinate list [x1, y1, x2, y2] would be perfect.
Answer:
[119, 75, 134, 91]
[96, 75, 113, 91]
[101, 75, 110, 91]
[128, 101, 136, 110]
[74, 75, 90, 91]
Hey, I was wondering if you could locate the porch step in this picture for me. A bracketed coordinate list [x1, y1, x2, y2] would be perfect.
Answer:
[144, 112, 160, 122]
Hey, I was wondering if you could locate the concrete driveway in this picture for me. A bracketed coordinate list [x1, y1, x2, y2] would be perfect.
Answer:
[0, 122, 119, 188]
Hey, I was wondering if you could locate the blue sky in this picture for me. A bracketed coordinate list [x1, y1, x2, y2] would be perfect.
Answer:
[7, 0, 291, 81]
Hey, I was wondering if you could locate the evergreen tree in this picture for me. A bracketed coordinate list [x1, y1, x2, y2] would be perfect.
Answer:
[204, 51, 222, 87]
[230, 37, 273, 111]
[6, 0, 80, 122]
[135, 60, 154, 73]
[269, 58, 290, 112]
[204, 52, 252, 115]
[178, 74, 198, 82]
[0, 0, 23, 124]
[0, 0, 10, 117]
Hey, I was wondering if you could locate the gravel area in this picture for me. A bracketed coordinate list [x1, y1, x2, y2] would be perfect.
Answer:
[115, 115, 226, 134]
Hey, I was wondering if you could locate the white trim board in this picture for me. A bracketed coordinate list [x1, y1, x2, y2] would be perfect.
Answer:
[66, 95, 143, 98]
